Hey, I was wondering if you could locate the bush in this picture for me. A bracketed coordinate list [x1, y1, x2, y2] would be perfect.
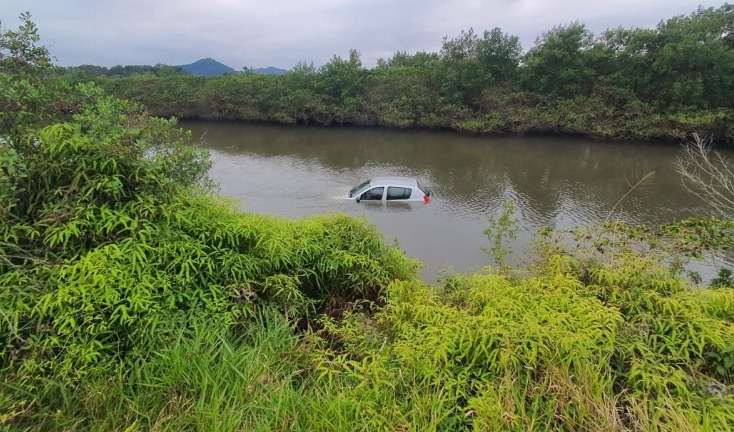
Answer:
[306, 247, 734, 431]
[0, 71, 416, 430]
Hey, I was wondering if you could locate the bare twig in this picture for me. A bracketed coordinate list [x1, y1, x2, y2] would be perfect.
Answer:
[676, 134, 734, 216]
[605, 171, 656, 221]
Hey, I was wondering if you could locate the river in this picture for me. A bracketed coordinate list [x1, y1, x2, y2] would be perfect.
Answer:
[182, 120, 727, 282]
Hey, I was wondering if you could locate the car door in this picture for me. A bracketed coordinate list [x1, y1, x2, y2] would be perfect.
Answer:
[386, 186, 413, 202]
[359, 186, 385, 202]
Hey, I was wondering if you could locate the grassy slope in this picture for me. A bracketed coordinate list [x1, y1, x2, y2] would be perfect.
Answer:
[7, 249, 734, 430]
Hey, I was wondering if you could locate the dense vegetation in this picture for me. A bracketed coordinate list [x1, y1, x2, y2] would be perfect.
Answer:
[3, 12, 734, 431]
[65, 63, 185, 78]
[78, 5, 734, 143]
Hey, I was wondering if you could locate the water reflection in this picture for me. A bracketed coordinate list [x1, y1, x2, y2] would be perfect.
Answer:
[183, 120, 723, 281]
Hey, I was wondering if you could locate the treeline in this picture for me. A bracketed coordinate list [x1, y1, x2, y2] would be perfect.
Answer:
[85, 5, 734, 143]
[65, 63, 184, 78]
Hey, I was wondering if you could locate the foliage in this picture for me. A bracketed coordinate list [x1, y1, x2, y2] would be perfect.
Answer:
[601, 5, 734, 110]
[0, 12, 63, 135]
[482, 200, 519, 270]
[439, 27, 522, 104]
[0, 12, 53, 77]
[711, 268, 734, 288]
[523, 22, 596, 98]
[291, 243, 734, 431]
[65, 63, 185, 80]
[663, 217, 734, 256]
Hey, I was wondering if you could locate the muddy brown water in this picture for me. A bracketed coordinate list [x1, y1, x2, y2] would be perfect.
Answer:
[182, 120, 730, 282]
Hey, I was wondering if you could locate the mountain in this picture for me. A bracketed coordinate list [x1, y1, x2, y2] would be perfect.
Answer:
[252, 66, 287, 75]
[178, 59, 287, 76]
[179, 58, 235, 76]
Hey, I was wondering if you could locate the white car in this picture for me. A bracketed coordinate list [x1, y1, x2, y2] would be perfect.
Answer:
[349, 176, 432, 203]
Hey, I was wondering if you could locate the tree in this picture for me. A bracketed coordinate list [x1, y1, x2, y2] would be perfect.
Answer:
[475, 28, 522, 83]
[0, 12, 60, 135]
[0, 11, 53, 78]
[522, 22, 595, 98]
[377, 50, 440, 70]
[599, 5, 734, 109]
[440, 28, 522, 104]
[316, 49, 366, 117]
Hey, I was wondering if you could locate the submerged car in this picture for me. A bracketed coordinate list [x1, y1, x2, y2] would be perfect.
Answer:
[349, 176, 432, 203]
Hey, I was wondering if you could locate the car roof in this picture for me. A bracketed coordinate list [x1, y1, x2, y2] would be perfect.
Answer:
[370, 176, 419, 187]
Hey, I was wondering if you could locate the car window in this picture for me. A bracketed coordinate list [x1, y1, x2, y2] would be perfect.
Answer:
[387, 186, 412, 200]
[349, 180, 370, 197]
[361, 187, 384, 201]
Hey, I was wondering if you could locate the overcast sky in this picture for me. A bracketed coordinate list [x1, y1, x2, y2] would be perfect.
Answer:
[2, 0, 725, 69]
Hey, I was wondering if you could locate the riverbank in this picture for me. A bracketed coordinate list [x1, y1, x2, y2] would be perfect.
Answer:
[93, 73, 734, 145]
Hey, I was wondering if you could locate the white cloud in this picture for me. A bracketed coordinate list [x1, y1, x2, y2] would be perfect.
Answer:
[1, 0, 724, 68]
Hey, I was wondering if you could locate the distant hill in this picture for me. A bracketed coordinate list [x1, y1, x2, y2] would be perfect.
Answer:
[179, 58, 235, 76]
[178, 59, 287, 76]
[252, 66, 287, 75]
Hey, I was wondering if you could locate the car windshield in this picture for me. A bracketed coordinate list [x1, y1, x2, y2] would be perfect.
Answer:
[349, 180, 370, 197]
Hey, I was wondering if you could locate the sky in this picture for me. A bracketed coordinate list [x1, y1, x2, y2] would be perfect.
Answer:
[1, 0, 726, 69]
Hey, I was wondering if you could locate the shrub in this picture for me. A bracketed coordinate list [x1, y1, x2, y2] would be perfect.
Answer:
[0, 74, 416, 429]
